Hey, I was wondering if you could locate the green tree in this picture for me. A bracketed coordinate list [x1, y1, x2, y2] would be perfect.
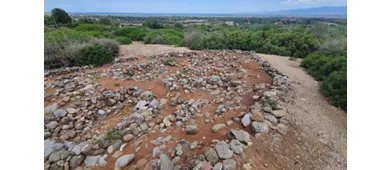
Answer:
[143, 18, 163, 29]
[99, 17, 112, 25]
[51, 8, 72, 24]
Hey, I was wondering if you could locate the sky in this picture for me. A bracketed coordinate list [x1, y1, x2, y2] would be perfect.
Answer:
[44, 0, 347, 13]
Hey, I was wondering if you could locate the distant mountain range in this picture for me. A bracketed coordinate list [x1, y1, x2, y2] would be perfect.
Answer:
[54, 6, 347, 17]
[264, 6, 347, 17]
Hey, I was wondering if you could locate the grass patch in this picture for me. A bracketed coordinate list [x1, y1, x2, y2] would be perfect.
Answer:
[164, 57, 176, 65]
[105, 129, 122, 142]
[263, 98, 279, 110]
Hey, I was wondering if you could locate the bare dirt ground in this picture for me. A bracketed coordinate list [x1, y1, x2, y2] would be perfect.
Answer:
[116, 44, 348, 170]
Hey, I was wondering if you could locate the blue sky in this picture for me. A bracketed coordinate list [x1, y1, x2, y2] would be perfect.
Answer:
[44, 0, 347, 13]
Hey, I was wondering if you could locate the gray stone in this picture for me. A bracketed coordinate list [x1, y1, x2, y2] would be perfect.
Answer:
[123, 134, 134, 142]
[272, 110, 286, 118]
[229, 139, 244, 154]
[69, 155, 84, 168]
[160, 154, 174, 170]
[44, 140, 63, 159]
[204, 147, 219, 165]
[241, 114, 251, 127]
[190, 141, 199, 150]
[140, 91, 154, 101]
[264, 114, 278, 125]
[213, 162, 223, 170]
[115, 154, 135, 168]
[212, 124, 226, 133]
[252, 121, 269, 133]
[66, 108, 76, 114]
[97, 109, 106, 115]
[45, 103, 58, 115]
[46, 121, 59, 130]
[222, 159, 236, 170]
[277, 123, 288, 135]
[98, 154, 108, 166]
[186, 124, 199, 134]
[229, 130, 250, 143]
[215, 141, 233, 159]
[49, 149, 70, 163]
[153, 147, 161, 157]
[149, 99, 160, 109]
[84, 155, 101, 167]
[53, 109, 67, 118]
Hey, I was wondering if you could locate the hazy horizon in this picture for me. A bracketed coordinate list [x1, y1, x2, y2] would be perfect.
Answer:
[44, 0, 346, 14]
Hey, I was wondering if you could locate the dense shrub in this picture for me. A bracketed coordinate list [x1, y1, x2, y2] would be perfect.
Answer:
[301, 53, 347, 111]
[320, 70, 347, 111]
[74, 24, 107, 32]
[144, 29, 184, 46]
[89, 38, 120, 56]
[143, 18, 163, 29]
[114, 36, 132, 44]
[184, 30, 204, 47]
[114, 27, 149, 41]
[77, 43, 114, 66]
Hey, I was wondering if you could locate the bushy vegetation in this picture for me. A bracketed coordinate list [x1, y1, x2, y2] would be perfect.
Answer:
[144, 29, 184, 46]
[77, 43, 114, 66]
[143, 18, 164, 29]
[114, 36, 132, 44]
[114, 27, 149, 41]
[44, 29, 119, 69]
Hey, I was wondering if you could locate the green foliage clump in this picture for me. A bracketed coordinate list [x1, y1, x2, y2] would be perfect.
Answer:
[263, 98, 279, 110]
[98, 17, 112, 25]
[184, 30, 204, 47]
[74, 24, 107, 32]
[114, 27, 149, 41]
[144, 29, 184, 46]
[105, 129, 122, 141]
[114, 36, 132, 45]
[164, 57, 176, 65]
[77, 43, 114, 66]
[89, 38, 120, 57]
[143, 18, 163, 29]
[320, 70, 347, 111]
[301, 53, 347, 111]
[51, 8, 72, 24]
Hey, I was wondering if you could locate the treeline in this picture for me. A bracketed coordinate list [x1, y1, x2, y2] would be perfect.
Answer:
[44, 8, 346, 111]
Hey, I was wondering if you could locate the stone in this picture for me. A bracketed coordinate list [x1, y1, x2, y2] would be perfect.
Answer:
[250, 109, 264, 122]
[186, 124, 199, 134]
[241, 114, 251, 127]
[84, 155, 101, 167]
[136, 159, 148, 169]
[229, 130, 250, 143]
[46, 121, 59, 130]
[123, 134, 134, 142]
[163, 118, 172, 127]
[264, 114, 278, 125]
[98, 155, 108, 166]
[226, 120, 233, 126]
[243, 163, 252, 170]
[115, 154, 135, 168]
[105, 99, 116, 106]
[159, 99, 168, 109]
[277, 123, 288, 135]
[44, 132, 51, 139]
[215, 141, 233, 159]
[212, 124, 226, 133]
[160, 154, 174, 170]
[252, 95, 260, 100]
[140, 91, 154, 101]
[48, 149, 70, 163]
[212, 162, 223, 170]
[66, 108, 76, 114]
[190, 141, 199, 150]
[149, 99, 160, 109]
[222, 159, 236, 170]
[272, 110, 286, 118]
[112, 151, 123, 158]
[140, 123, 149, 131]
[70, 155, 85, 168]
[201, 161, 213, 170]
[44, 103, 58, 115]
[97, 109, 106, 115]
[141, 110, 153, 118]
[204, 147, 219, 165]
[53, 109, 67, 118]
[153, 147, 161, 157]
[252, 121, 269, 133]
[229, 139, 244, 154]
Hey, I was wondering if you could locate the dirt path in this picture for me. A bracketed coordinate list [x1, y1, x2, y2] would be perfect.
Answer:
[254, 53, 347, 169]
[119, 41, 190, 58]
